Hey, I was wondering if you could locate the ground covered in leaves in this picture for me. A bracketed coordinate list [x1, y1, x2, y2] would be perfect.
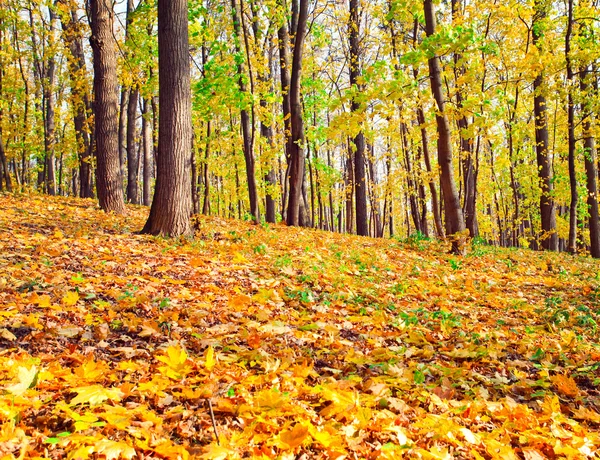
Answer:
[1, 195, 600, 459]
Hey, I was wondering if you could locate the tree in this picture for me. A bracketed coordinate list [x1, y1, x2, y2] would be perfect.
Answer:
[141, 0, 192, 236]
[349, 0, 368, 236]
[286, 0, 309, 226]
[57, 0, 94, 198]
[532, 0, 557, 251]
[423, 0, 466, 253]
[89, 0, 125, 214]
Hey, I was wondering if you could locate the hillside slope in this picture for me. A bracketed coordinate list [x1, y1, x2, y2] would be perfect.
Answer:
[1, 194, 600, 459]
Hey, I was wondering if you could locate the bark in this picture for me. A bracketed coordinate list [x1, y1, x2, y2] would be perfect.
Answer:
[423, 0, 466, 253]
[580, 67, 600, 258]
[231, 0, 260, 222]
[118, 90, 128, 184]
[451, 0, 477, 239]
[251, 4, 277, 223]
[89, 0, 125, 214]
[0, 20, 11, 192]
[286, 0, 309, 226]
[142, 98, 152, 206]
[349, 0, 368, 236]
[202, 121, 211, 215]
[565, 0, 577, 253]
[127, 87, 140, 203]
[141, 0, 192, 236]
[44, 5, 58, 195]
[532, 0, 558, 251]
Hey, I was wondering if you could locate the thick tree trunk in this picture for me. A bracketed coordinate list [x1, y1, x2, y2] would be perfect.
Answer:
[141, 0, 192, 236]
[423, 0, 466, 253]
[89, 0, 125, 214]
[286, 0, 309, 226]
[532, 0, 557, 251]
[349, 0, 368, 236]
[580, 67, 600, 258]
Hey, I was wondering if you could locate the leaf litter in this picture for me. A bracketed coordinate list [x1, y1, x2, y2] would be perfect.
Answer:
[1, 194, 600, 459]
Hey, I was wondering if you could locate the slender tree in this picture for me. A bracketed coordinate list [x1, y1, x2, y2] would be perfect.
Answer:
[349, 0, 368, 236]
[423, 0, 466, 253]
[141, 0, 192, 236]
[89, 0, 125, 214]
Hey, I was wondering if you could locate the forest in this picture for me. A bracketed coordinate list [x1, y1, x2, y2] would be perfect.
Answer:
[2, 0, 600, 458]
[0, 0, 599, 254]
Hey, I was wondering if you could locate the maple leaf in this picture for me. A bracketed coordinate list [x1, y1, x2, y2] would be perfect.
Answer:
[62, 291, 80, 306]
[70, 385, 124, 406]
[156, 345, 193, 379]
[279, 423, 309, 449]
[95, 439, 136, 460]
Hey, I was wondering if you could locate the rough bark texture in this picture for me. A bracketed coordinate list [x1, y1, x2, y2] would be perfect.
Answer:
[89, 0, 125, 214]
[349, 0, 368, 236]
[532, 0, 558, 251]
[580, 68, 600, 258]
[286, 0, 309, 226]
[141, 0, 192, 236]
[423, 0, 466, 253]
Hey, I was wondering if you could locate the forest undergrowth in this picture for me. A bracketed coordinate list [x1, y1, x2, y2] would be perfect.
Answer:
[1, 194, 600, 459]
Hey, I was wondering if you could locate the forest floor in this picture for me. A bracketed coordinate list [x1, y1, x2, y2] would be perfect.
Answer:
[1, 194, 600, 459]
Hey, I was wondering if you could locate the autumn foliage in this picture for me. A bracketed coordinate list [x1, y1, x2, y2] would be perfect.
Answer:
[1, 195, 600, 459]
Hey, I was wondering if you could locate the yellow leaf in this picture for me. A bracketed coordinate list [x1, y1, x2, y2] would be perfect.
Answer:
[36, 294, 52, 308]
[70, 385, 123, 406]
[5, 366, 39, 396]
[200, 444, 238, 460]
[280, 423, 309, 449]
[62, 291, 80, 307]
[95, 439, 136, 460]
[232, 252, 247, 263]
[156, 345, 192, 379]
[205, 346, 216, 371]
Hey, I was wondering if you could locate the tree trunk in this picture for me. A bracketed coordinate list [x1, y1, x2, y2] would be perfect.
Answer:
[142, 98, 152, 206]
[127, 87, 140, 203]
[43, 5, 58, 196]
[202, 121, 211, 215]
[286, 0, 308, 226]
[231, 0, 259, 222]
[89, 0, 125, 214]
[581, 67, 600, 258]
[349, 0, 368, 236]
[565, 0, 577, 253]
[141, 0, 192, 236]
[423, 0, 466, 253]
[58, 0, 94, 198]
[532, 0, 558, 251]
